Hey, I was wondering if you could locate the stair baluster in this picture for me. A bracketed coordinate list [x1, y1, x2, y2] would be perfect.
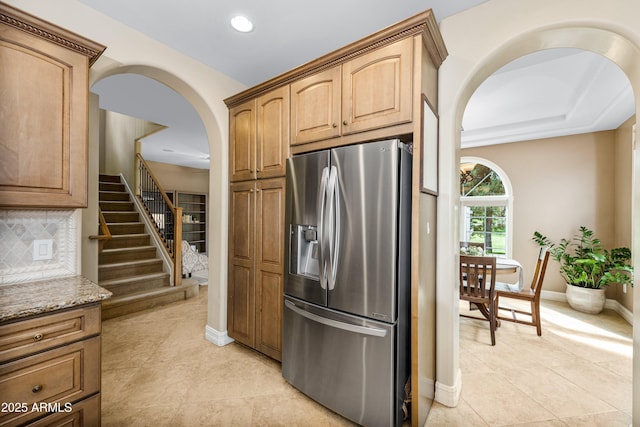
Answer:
[136, 154, 183, 285]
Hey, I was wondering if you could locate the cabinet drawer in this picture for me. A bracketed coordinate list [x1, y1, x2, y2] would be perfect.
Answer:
[0, 336, 100, 427]
[25, 393, 100, 427]
[0, 304, 101, 363]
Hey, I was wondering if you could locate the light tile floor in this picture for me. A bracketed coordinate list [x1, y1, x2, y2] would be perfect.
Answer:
[101, 289, 633, 426]
[425, 299, 633, 427]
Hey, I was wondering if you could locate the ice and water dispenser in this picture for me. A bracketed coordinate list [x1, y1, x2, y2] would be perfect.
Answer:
[289, 225, 319, 279]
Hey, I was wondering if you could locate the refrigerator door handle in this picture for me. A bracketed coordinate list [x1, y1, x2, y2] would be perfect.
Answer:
[317, 166, 330, 290]
[327, 166, 339, 290]
[285, 300, 387, 337]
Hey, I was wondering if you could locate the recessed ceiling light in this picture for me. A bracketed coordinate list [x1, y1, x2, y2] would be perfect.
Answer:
[231, 15, 253, 33]
[162, 148, 175, 152]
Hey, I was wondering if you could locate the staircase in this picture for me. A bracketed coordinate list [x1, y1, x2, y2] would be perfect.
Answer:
[98, 174, 198, 320]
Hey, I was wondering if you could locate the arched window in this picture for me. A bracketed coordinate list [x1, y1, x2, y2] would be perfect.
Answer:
[460, 157, 513, 257]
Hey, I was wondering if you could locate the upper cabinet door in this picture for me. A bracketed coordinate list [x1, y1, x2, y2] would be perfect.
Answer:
[290, 66, 341, 146]
[341, 38, 413, 135]
[229, 100, 256, 182]
[257, 86, 290, 179]
[0, 5, 105, 208]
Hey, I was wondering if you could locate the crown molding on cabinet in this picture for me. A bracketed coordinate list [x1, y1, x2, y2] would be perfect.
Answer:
[224, 9, 447, 108]
[0, 2, 106, 65]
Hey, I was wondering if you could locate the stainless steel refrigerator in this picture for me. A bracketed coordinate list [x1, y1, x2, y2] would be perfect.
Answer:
[282, 139, 412, 427]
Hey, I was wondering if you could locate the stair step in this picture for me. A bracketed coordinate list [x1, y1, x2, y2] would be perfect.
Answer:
[99, 174, 122, 183]
[107, 222, 146, 235]
[99, 246, 157, 264]
[102, 234, 150, 250]
[99, 258, 163, 281]
[102, 211, 139, 223]
[100, 191, 130, 202]
[99, 272, 170, 296]
[100, 182, 126, 192]
[101, 283, 199, 320]
[100, 201, 135, 212]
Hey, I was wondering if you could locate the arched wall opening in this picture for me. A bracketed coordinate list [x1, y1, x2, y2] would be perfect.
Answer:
[89, 64, 232, 337]
[437, 15, 640, 422]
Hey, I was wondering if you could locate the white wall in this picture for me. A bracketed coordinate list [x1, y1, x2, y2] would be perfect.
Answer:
[3, 0, 246, 341]
[437, 0, 640, 422]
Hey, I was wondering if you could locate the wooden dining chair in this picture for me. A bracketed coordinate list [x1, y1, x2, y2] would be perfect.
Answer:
[496, 247, 550, 336]
[459, 255, 498, 346]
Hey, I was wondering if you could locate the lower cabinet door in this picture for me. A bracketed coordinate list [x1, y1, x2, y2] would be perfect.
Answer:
[255, 178, 285, 361]
[0, 337, 100, 427]
[26, 393, 100, 427]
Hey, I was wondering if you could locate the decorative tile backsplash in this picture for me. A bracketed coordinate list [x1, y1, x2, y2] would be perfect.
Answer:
[0, 210, 79, 284]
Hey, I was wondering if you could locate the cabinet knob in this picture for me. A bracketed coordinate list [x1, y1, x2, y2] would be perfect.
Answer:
[342, 120, 348, 126]
[33, 333, 43, 342]
[332, 123, 337, 128]
[32, 385, 43, 393]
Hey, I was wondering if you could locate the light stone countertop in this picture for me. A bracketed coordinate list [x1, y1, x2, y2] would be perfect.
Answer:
[0, 275, 112, 323]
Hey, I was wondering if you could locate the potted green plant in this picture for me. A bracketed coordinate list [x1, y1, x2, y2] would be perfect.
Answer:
[532, 226, 633, 314]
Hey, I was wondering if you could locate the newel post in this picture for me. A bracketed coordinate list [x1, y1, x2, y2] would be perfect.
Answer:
[174, 206, 183, 286]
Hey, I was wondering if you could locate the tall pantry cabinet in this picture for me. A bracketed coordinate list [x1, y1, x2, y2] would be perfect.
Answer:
[227, 86, 288, 361]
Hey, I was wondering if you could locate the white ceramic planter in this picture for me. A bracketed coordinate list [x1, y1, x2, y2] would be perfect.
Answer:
[565, 284, 606, 314]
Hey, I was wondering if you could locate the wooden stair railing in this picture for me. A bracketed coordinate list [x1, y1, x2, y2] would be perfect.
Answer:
[89, 208, 112, 252]
[136, 153, 183, 286]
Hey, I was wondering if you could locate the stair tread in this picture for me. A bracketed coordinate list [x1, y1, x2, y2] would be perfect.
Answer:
[102, 283, 198, 306]
[106, 222, 144, 225]
[99, 271, 169, 286]
[99, 258, 163, 269]
[108, 233, 149, 238]
[101, 246, 156, 254]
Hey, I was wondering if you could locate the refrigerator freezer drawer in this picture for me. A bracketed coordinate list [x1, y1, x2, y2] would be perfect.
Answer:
[282, 297, 401, 427]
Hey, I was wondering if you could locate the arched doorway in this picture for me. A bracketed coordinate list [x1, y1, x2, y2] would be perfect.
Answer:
[435, 5, 640, 424]
[88, 65, 233, 341]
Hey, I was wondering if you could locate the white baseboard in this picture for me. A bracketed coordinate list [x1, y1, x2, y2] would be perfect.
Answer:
[541, 290, 633, 325]
[419, 376, 435, 400]
[434, 368, 461, 408]
[205, 325, 234, 346]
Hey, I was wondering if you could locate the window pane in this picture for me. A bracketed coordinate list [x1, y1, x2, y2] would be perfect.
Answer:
[460, 163, 505, 197]
[462, 204, 507, 255]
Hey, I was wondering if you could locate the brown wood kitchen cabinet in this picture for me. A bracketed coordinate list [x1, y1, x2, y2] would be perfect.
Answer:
[228, 178, 285, 361]
[0, 304, 103, 426]
[225, 14, 447, 419]
[0, 4, 105, 208]
[290, 37, 413, 146]
[229, 86, 290, 182]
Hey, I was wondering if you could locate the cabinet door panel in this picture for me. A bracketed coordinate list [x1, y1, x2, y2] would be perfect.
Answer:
[257, 86, 289, 179]
[255, 178, 285, 360]
[257, 179, 285, 269]
[228, 182, 256, 346]
[342, 38, 413, 134]
[0, 24, 91, 207]
[290, 67, 341, 145]
[229, 182, 255, 261]
[229, 100, 256, 182]
[228, 263, 255, 347]
[255, 270, 283, 361]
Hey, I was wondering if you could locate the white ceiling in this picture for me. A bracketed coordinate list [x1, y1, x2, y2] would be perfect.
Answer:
[462, 48, 634, 147]
[82, 1, 635, 169]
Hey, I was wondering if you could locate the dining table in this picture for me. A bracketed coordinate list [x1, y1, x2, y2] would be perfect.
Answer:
[495, 258, 524, 291]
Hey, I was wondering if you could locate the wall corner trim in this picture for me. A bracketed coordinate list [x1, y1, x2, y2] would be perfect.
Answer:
[205, 325, 235, 347]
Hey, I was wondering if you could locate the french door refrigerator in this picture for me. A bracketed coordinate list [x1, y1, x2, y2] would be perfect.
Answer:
[282, 139, 412, 427]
